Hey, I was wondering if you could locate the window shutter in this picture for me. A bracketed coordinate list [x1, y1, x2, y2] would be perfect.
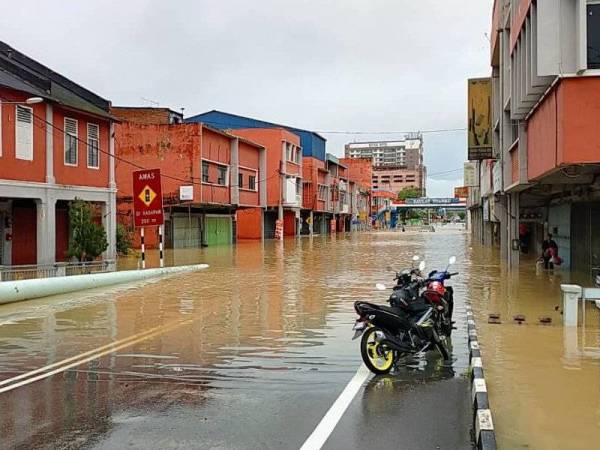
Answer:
[15, 106, 33, 160]
[64, 117, 78, 165]
[87, 123, 99, 168]
[88, 123, 99, 140]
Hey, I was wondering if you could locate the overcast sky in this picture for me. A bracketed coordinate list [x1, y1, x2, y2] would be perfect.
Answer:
[1, 0, 492, 197]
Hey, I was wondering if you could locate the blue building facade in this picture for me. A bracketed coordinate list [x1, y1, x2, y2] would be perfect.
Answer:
[185, 110, 326, 161]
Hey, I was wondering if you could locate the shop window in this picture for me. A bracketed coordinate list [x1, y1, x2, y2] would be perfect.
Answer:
[217, 165, 228, 185]
[202, 161, 209, 182]
[588, 4, 600, 69]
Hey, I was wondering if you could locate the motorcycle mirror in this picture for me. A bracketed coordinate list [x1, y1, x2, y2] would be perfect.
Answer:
[448, 256, 457, 265]
[375, 283, 387, 291]
[419, 261, 426, 271]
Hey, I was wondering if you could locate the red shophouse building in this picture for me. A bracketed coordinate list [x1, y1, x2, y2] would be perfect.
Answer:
[0, 41, 116, 268]
[227, 128, 302, 238]
[113, 108, 266, 249]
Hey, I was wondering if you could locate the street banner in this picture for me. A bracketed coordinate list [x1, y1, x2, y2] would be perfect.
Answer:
[454, 186, 469, 198]
[468, 78, 493, 160]
[132, 168, 164, 228]
[275, 219, 283, 240]
[464, 162, 477, 187]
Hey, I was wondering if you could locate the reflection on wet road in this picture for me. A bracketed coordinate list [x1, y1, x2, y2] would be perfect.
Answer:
[0, 230, 472, 449]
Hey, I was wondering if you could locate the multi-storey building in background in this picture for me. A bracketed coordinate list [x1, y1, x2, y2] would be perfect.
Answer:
[345, 135, 426, 196]
[345, 135, 423, 168]
[0, 41, 117, 267]
[467, 0, 600, 278]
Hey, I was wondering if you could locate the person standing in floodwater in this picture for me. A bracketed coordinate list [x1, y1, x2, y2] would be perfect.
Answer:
[542, 233, 559, 270]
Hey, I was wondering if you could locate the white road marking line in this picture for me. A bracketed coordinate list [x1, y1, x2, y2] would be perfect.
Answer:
[0, 321, 183, 388]
[0, 319, 192, 394]
[299, 364, 370, 450]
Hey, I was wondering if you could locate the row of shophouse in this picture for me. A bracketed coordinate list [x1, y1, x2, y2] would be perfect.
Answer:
[0, 41, 372, 267]
[467, 0, 600, 280]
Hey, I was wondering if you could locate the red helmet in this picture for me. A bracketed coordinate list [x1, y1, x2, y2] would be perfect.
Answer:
[428, 281, 446, 295]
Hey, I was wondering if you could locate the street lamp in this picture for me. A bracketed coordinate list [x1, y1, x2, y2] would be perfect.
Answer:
[0, 96, 44, 105]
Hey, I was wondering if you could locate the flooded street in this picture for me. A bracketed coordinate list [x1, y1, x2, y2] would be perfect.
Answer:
[2, 228, 599, 449]
[466, 244, 600, 449]
[0, 230, 472, 449]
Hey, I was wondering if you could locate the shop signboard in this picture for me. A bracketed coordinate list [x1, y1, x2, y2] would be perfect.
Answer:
[468, 78, 494, 160]
[132, 169, 164, 227]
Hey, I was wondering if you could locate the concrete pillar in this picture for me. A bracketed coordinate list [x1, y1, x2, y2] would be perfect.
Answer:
[309, 210, 314, 235]
[45, 104, 55, 184]
[259, 147, 267, 208]
[508, 193, 520, 268]
[278, 204, 284, 221]
[36, 197, 56, 265]
[109, 122, 116, 189]
[230, 138, 240, 206]
[561, 284, 582, 327]
[102, 196, 117, 261]
[498, 196, 509, 261]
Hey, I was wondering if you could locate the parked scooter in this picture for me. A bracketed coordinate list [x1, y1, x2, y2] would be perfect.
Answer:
[352, 256, 458, 375]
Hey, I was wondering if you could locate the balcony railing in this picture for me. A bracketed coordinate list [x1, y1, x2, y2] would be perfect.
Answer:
[0, 260, 116, 282]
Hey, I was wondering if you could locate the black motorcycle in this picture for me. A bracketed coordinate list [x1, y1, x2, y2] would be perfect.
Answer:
[352, 258, 452, 375]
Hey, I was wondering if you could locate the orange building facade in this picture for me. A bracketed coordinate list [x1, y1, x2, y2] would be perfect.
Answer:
[114, 111, 266, 249]
[228, 128, 302, 238]
[0, 41, 116, 267]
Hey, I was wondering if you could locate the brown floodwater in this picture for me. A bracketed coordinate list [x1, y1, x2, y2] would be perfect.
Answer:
[465, 242, 600, 449]
[0, 229, 472, 449]
[0, 227, 597, 449]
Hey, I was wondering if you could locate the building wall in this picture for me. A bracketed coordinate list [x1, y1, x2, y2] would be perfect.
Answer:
[340, 157, 372, 189]
[111, 107, 182, 125]
[528, 77, 600, 181]
[372, 167, 423, 193]
[185, 110, 326, 160]
[0, 88, 48, 183]
[52, 107, 111, 188]
[302, 157, 328, 212]
[115, 122, 201, 204]
[230, 128, 301, 208]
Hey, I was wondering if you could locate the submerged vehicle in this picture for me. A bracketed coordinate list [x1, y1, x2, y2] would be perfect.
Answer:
[352, 256, 459, 375]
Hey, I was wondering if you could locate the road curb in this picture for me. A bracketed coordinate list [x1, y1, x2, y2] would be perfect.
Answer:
[465, 305, 497, 450]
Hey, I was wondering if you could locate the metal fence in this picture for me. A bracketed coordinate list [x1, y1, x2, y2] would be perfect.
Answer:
[0, 260, 116, 282]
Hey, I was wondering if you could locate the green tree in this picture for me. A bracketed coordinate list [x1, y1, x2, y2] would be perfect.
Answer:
[397, 186, 423, 201]
[68, 199, 108, 262]
[116, 223, 133, 255]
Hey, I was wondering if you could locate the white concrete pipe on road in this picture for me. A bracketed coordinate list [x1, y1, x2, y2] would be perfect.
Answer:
[0, 264, 209, 305]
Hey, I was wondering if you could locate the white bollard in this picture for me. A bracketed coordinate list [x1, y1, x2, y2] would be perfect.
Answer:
[561, 284, 582, 326]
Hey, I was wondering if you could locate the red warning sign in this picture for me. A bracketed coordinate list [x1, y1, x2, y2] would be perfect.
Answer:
[132, 168, 164, 227]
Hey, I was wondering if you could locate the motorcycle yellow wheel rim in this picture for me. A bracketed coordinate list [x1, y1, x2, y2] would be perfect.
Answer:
[367, 337, 394, 371]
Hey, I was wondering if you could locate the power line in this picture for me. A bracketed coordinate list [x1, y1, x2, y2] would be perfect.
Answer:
[1, 96, 281, 191]
[190, 118, 467, 136]
[427, 168, 463, 177]
[316, 128, 467, 135]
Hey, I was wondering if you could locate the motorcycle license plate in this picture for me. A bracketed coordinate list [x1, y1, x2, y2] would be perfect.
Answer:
[352, 320, 367, 340]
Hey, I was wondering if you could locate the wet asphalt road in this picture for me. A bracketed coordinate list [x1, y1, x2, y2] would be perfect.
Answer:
[0, 230, 472, 449]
